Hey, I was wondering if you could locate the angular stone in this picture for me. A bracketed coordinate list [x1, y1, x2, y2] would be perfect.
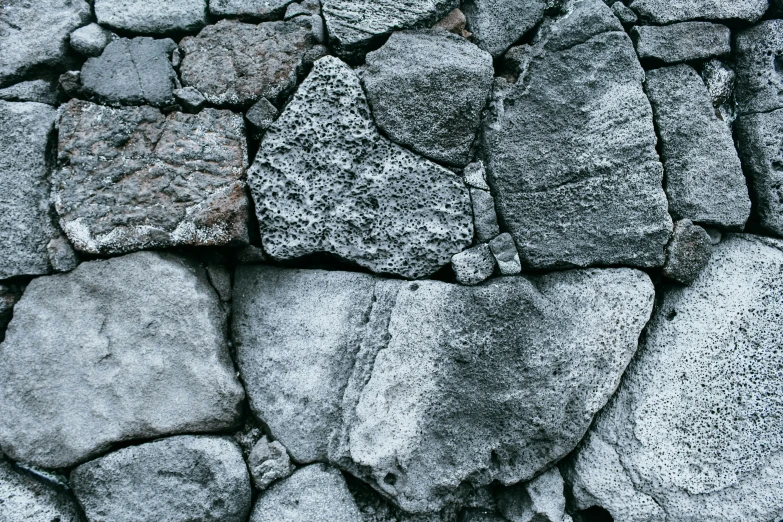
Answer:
[94, 0, 207, 34]
[645, 64, 750, 228]
[54, 100, 249, 255]
[246, 97, 279, 135]
[463, 0, 546, 57]
[70, 23, 115, 57]
[248, 56, 472, 279]
[433, 8, 469, 36]
[497, 468, 570, 522]
[464, 161, 490, 190]
[564, 234, 783, 522]
[0, 101, 59, 279]
[489, 233, 522, 275]
[58, 70, 81, 98]
[323, 0, 458, 61]
[701, 59, 735, 108]
[735, 20, 783, 115]
[0, 79, 58, 105]
[363, 30, 493, 167]
[285, 0, 321, 19]
[0, 252, 245, 469]
[633, 22, 731, 64]
[0, 457, 82, 522]
[452, 244, 496, 285]
[611, 2, 637, 24]
[662, 219, 712, 285]
[628, 0, 767, 23]
[72, 436, 251, 522]
[470, 188, 500, 242]
[210, 0, 295, 20]
[46, 236, 80, 273]
[174, 86, 207, 111]
[484, 0, 671, 270]
[0, 0, 90, 87]
[248, 436, 295, 490]
[81, 37, 178, 107]
[179, 19, 316, 107]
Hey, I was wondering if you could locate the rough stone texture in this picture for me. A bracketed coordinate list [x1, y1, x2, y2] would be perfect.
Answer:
[0, 79, 58, 105]
[451, 244, 496, 285]
[174, 86, 206, 111]
[0, 285, 21, 343]
[0, 252, 245, 469]
[489, 233, 522, 275]
[94, 0, 208, 34]
[70, 23, 115, 57]
[72, 436, 251, 522]
[662, 219, 712, 285]
[179, 19, 316, 107]
[484, 0, 672, 270]
[463, 0, 547, 58]
[59, 70, 82, 98]
[497, 468, 571, 522]
[246, 97, 279, 134]
[363, 30, 493, 167]
[210, 0, 296, 20]
[633, 23, 731, 64]
[248, 436, 295, 490]
[735, 20, 783, 115]
[323, 0, 459, 61]
[54, 100, 249, 255]
[46, 236, 80, 273]
[628, 0, 768, 23]
[702, 59, 735, 109]
[0, 0, 90, 87]
[645, 64, 750, 228]
[465, 161, 490, 190]
[81, 37, 178, 107]
[0, 101, 59, 280]
[611, 2, 637, 24]
[251, 464, 363, 522]
[564, 234, 783, 522]
[0, 456, 82, 522]
[248, 56, 472, 279]
[433, 8, 469, 37]
[285, 0, 321, 18]
[470, 189, 500, 242]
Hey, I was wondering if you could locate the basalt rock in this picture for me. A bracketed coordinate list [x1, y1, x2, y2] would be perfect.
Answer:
[462, 0, 546, 58]
[628, 0, 767, 24]
[94, 0, 208, 34]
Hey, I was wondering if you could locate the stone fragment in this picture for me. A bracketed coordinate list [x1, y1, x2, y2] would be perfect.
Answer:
[179, 19, 316, 107]
[211, 0, 295, 20]
[628, 0, 767, 23]
[489, 233, 522, 275]
[303, 44, 330, 63]
[285, 0, 321, 19]
[363, 30, 493, 167]
[470, 189, 500, 242]
[0, 0, 90, 87]
[498, 468, 570, 522]
[46, 236, 80, 273]
[564, 234, 783, 522]
[174, 86, 207, 111]
[70, 23, 115, 57]
[0, 252, 245, 469]
[0, 284, 21, 342]
[54, 100, 249, 255]
[0, 101, 59, 280]
[171, 47, 183, 68]
[451, 244, 496, 285]
[0, 79, 59, 105]
[248, 56, 472, 279]
[72, 436, 251, 522]
[611, 2, 637, 24]
[433, 8, 470, 37]
[701, 59, 735, 108]
[645, 64, 750, 228]
[248, 436, 295, 490]
[58, 70, 81, 98]
[81, 37, 178, 107]
[464, 161, 490, 190]
[323, 0, 459, 61]
[94, 0, 207, 34]
[0, 456, 82, 522]
[633, 23, 731, 64]
[463, 0, 547, 57]
[703, 227, 722, 245]
[735, 20, 783, 115]
[484, 0, 672, 270]
[662, 220, 712, 285]
[246, 97, 279, 135]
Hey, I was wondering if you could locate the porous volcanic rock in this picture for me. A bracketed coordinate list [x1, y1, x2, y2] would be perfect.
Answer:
[451, 244, 496, 285]
[633, 22, 731, 64]
[735, 20, 783, 115]
[628, 0, 767, 23]
[0, 456, 82, 522]
[94, 0, 207, 34]
[497, 468, 571, 522]
[462, 0, 546, 57]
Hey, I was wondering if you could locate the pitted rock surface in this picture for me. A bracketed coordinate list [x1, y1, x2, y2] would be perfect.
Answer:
[462, 0, 546, 58]
[628, 0, 768, 23]
[736, 20, 783, 116]
[94, 0, 207, 34]
[632, 23, 731, 64]
[209, 0, 296, 20]
[0, 456, 82, 522]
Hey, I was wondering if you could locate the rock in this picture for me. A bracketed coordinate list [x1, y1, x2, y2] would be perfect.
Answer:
[451, 244, 496, 285]
[0, 101, 59, 280]
[470, 189, 500, 242]
[0, 0, 90, 87]
[611, 2, 637, 24]
[735, 20, 783, 115]
[81, 37, 178, 107]
[0, 252, 245, 469]
[464, 161, 490, 190]
[564, 234, 783, 522]
[363, 30, 494, 167]
[179, 19, 316, 107]
[433, 8, 470, 37]
[70, 23, 115, 57]
[463, 0, 547, 58]
[497, 468, 570, 522]
[303, 43, 330, 63]
[645, 64, 750, 228]
[250, 464, 362, 522]
[94, 0, 208, 34]
[0, 79, 59, 105]
[58, 70, 81, 98]
[72, 435, 251, 522]
[323, 0, 459, 61]
[174, 86, 207, 111]
[704, 227, 722, 245]
[628, 0, 768, 23]
[489, 233, 522, 275]
[248, 56, 472, 279]
[701, 59, 735, 108]
[483, 0, 672, 270]
[46, 236, 80, 273]
[246, 97, 279, 135]
[0, 456, 82, 522]
[54, 100, 250, 255]
[0, 284, 21, 342]
[662, 220, 712, 285]
[633, 23, 731, 64]
[248, 436, 295, 490]
[285, 0, 321, 19]
[210, 0, 295, 20]
[204, 260, 232, 302]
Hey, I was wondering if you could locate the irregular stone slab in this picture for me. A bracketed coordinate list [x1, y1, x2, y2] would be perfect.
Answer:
[0, 252, 245, 469]
[628, 0, 767, 23]
[0, 456, 82, 522]
[70, 23, 115, 57]
[462, 0, 546, 57]
[735, 20, 783, 115]
[489, 233, 521, 275]
[323, 0, 459, 61]
[0, 79, 58, 105]
[363, 30, 493, 167]
[249, 436, 295, 490]
[46, 235, 80, 273]
[451, 244, 496, 285]
[484, 0, 671, 270]
[564, 234, 783, 522]
[0, 101, 59, 279]
[179, 19, 316, 107]
[54, 100, 249, 255]
[470, 188, 500, 242]
[645, 64, 750, 228]
[0, 0, 90, 87]
[248, 56, 472, 279]
[662, 219, 712, 285]
[81, 37, 178, 107]
[633, 22, 731, 64]
[246, 98, 279, 136]
[250, 464, 362, 522]
[94, 0, 207, 34]
[174, 86, 206, 111]
[210, 0, 295, 20]
[611, 2, 637, 24]
[497, 468, 571, 522]
[72, 436, 251, 522]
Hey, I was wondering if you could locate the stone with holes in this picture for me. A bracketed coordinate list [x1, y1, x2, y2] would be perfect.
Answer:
[0, 456, 82, 522]
[628, 0, 767, 23]
[451, 244, 496, 285]
[736, 20, 783, 116]
[462, 0, 546, 57]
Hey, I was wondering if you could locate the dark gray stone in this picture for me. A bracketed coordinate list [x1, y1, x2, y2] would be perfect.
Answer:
[633, 23, 731, 64]
[470, 188, 500, 242]
[70, 23, 115, 57]
[628, 0, 767, 23]
[72, 436, 251, 522]
[451, 244, 496, 285]
[46, 236, 80, 273]
[363, 29, 493, 167]
[701, 59, 735, 109]
[0, 252, 245, 469]
[246, 97, 279, 135]
[248, 436, 295, 490]
[663, 220, 712, 285]
[0, 79, 59, 105]
[210, 0, 296, 20]
[173, 86, 206, 111]
[497, 468, 570, 522]
[489, 233, 522, 275]
[0, 284, 21, 343]
[0, 456, 82, 522]
[463, 0, 546, 58]
[735, 20, 783, 115]
[611, 2, 637, 24]
[59, 70, 81, 98]
[94, 0, 208, 34]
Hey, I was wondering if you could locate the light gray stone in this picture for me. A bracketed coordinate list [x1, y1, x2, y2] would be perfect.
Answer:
[498, 468, 571, 522]
[735, 20, 783, 115]
[489, 233, 521, 275]
[210, 0, 296, 20]
[611, 2, 637, 24]
[94, 0, 207, 34]
[451, 244, 496, 285]
[564, 234, 783, 522]
[248, 436, 295, 490]
[70, 23, 115, 57]
[246, 97, 279, 134]
[464, 161, 490, 190]
[0, 79, 58, 105]
[628, 0, 768, 23]
[46, 236, 80, 273]
[463, 0, 546, 58]
[633, 22, 731, 64]
[72, 436, 251, 522]
[433, 8, 470, 37]
[662, 219, 712, 285]
[248, 56, 472, 279]
[470, 189, 500, 242]
[363, 29, 493, 167]
[174, 86, 206, 111]
[0, 252, 245, 469]
[0, 456, 82, 522]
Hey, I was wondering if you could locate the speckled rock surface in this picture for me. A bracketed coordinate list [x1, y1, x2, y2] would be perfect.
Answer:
[209, 0, 296, 20]
[0, 284, 21, 342]
[489, 233, 521, 275]
[94, 0, 207, 34]
[662, 219, 713, 285]
[451, 244, 496, 285]
[628, 0, 768, 23]
[633, 22, 731, 64]
[462, 0, 546, 57]
[0, 79, 59, 105]
[70, 23, 115, 57]
[735, 20, 783, 116]
[497, 468, 570, 522]
[0, 456, 82, 522]
[248, 436, 294, 490]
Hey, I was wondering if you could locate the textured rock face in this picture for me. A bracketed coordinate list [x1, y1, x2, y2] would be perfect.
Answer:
[363, 30, 493, 167]
[564, 234, 783, 522]
[0, 79, 59, 105]
[735, 20, 783, 115]
[248, 57, 472, 279]
[0, 252, 245, 469]
[497, 468, 570, 522]
[462, 0, 546, 57]
[54, 100, 249, 255]
[0, 285, 21, 342]
[628, 0, 768, 23]
[248, 436, 294, 490]
[451, 244, 496, 285]
[0, 457, 82, 522]
[484, 0, 672, 270]
[633, 23, 731, 64]
[94, 0, 207, 34]
[70, 23, 115, 57]
[72, 436, 251, 522]
[210, 0, 295, 19]
[663, 219, 713, 285]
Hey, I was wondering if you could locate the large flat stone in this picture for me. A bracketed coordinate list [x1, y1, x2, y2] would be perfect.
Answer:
[628, 0, 767, 23]
[0, 456, 82, 522]
[94, 0, 207, 34]
[735, 20, 783, 115]
[633, 22, 731, 64]
[462, 0, 546, 57]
